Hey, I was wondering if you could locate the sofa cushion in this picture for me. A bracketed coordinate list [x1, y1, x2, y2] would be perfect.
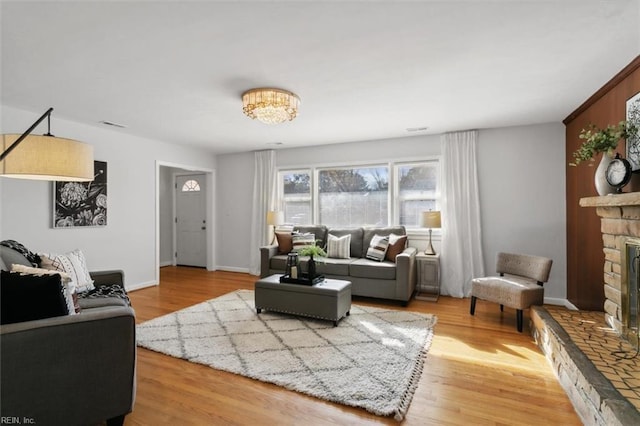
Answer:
[327, 234, 351, 259]
[40, 249, 95, 293]
[0, 270, 69, 325]
[350, 258, 397, 280]
[316, 257, 355, 276]
[270, 254, 309, 272]
[293, 225, 328, 248]
[365, 235, 390, 262]
[361, 226, 406, 257]
[385, 233, 408, 263]
[327, 228, 364, 258]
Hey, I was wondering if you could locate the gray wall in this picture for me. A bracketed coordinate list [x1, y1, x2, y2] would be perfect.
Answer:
[477, 123, 566, 303]
[0, 105, 217, 290]
[216, 122, 568, 302]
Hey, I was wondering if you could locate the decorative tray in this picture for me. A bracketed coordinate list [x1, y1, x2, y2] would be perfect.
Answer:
[279, 274, 325, 286]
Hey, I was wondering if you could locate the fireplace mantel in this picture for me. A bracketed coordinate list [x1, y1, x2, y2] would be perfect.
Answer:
[580, 192, 640, 207]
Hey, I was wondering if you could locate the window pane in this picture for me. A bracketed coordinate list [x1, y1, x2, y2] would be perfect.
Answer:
[398, 163, 438, 227]
[281, 171, 311, 224]
[181, 179, 200, 192]
[318, 166, 388, 227]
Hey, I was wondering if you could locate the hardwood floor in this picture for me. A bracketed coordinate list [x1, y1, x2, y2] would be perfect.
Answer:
[125, 267, 580, 425]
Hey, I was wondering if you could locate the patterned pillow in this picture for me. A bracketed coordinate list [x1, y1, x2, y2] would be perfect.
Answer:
[366, 234, 390, 262]
[327, 234, 351, 259]
[385, 234, 408, 263]
[11, 264, 78, 314]
[39, 249, 95, 293]
[291, 233, 316, 253]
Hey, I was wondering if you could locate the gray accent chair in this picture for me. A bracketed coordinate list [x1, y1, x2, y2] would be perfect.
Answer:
[0, 245, 136, 426]
[470, 252, 553, 332]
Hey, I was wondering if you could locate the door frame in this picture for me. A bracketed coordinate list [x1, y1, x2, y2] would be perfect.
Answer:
[155, 161, 216, 286]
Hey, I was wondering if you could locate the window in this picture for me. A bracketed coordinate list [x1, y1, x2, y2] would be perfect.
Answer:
[396, 161, 439, 227]
[276, 159, 439, 229]
[279, 170, 311, 225]
[181, 179, 201, 192]
[318, 166, 388, 227]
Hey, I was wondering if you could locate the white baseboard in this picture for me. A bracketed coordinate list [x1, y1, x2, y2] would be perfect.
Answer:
[216, 265, 252, 274]
[126, 280, 158, 292]
[544, 297, 576, 308]
[159, 261, 173, 267]
[563, 300, 578, 310]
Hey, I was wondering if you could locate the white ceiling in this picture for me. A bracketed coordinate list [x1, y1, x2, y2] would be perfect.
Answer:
[1, 1, 639, 155]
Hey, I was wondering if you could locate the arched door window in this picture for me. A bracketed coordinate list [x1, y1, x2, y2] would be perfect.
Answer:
[181, 179, 201, 192]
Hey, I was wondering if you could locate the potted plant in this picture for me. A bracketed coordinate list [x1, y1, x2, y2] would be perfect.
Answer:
[298, 244, 327, 258]
[298, 243, 326, 280]
[570, 120, 638, 195]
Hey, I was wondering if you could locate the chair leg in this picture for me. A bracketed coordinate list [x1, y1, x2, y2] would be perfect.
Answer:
[516, 309, 523, 332]
[500, 304, 504, 312]
[470, 296, 477, 315]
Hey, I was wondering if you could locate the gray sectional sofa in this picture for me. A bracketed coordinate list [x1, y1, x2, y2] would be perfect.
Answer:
[0, 245, 136, 426]
[260, 225, 417, 305]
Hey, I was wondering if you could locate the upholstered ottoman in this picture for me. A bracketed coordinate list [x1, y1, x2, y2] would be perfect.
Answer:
[255, 274, 352, 326]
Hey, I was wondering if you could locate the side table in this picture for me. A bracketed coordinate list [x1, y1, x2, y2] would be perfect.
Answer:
[415, 253, 440, 301]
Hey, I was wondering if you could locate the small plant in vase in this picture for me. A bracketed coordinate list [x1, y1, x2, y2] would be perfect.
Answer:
[570, 121, 637, 166]
[298, 243, 326, 280]
[570, 120, 638, 195]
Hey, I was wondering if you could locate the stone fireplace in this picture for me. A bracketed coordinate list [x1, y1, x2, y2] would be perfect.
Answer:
[580, 193, 640, 349]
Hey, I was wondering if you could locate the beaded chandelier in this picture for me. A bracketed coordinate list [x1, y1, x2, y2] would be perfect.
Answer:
[242, 88, 300, 124]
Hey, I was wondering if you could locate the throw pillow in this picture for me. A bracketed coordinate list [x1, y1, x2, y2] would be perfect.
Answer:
[291, 233, 316, 253]
[385, 233, 408, 263]
[39, 249, 95, 293]
[327, 234, 351, 259]
[275, 232, 294, 254]
[366, 234, 390, 262]
[0, 270, 69, 325]
[11, 264, 79, 314]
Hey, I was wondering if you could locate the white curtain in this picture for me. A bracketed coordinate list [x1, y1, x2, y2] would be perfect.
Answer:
[249, 150, 277, 276]
[440, 130, 485, 297]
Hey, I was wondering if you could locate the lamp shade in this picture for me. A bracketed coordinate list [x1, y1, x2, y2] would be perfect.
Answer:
[421, 210, 441, 228]
[266, 210, 284, 226]
[1, 134, 94, 181]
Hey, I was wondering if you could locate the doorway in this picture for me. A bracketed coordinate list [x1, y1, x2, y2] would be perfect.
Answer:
[156, 162, 215, 285]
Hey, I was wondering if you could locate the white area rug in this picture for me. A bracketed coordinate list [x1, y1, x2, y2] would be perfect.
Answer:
[136, 289, 437, 420]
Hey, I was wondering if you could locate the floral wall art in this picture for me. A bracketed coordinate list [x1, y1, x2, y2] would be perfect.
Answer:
[53, 161, 107, 228]
[626, 92, 640, 171]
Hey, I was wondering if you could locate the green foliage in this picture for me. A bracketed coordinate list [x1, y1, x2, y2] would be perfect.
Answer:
[570, 121, 638, 166]
[298, 244, 327, 257]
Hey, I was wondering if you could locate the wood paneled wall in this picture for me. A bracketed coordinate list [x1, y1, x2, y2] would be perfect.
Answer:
[565, 56, 640, 310]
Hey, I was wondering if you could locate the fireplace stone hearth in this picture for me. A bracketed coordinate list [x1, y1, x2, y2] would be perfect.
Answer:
[580, 193, 640, 347]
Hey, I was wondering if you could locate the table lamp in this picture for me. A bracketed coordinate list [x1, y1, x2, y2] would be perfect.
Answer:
[266, 210, 284, 244]
[421, 210, 441, 255]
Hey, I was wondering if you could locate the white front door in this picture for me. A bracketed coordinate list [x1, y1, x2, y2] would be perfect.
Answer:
[176, 174, 207, 267]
